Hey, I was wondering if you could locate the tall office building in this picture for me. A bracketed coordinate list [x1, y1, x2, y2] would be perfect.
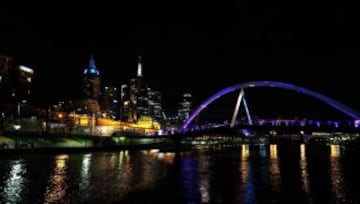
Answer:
[81, 56, 101, 100]
[121, 55, 163, 123]
[15, 65, 34, 102]
[178, 93, 192, 122]
[102, 86, 119, 119]
[120, 84, 131, 121]
[74, 56, 101, 114]
[148, 89, 163, 121]
[0, 54, 34, 118]
[128, 55, 146, 122]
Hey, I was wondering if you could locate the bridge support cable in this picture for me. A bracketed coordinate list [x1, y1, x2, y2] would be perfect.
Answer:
[230, 89, 244, 128]
[243, 96, 253, 125]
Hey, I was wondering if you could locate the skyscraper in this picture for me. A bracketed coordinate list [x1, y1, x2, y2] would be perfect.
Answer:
[74, 56, 101, 114]
[120, 84, 131, 121]
[102, 86, 119, 119]
[14, 65, 34, 103]
[178, 93, 192, 122]
[148, 89, 163, 121]
[121, 55, 163, 123]
[0, 54, 35, 118]
[81, 56, 101, 100]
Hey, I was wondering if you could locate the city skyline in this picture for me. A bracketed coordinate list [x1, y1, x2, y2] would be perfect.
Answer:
[1, 2, 360, 119]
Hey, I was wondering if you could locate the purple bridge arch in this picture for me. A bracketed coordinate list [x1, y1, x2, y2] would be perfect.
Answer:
[180, 81, 360, 131]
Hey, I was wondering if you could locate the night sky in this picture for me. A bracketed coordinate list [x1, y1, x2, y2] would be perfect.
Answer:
[1, 2, 360, 120]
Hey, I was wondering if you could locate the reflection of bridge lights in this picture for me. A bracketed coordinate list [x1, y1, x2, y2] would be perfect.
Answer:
[300, 144, 311, 200]
[259, 144, 267, 157]
[269, 144, 280, 192]
[241, 144, 249, 159]
[270, 144, 277, 159]
[300, 144, 306, 160]
[330, 144, 340, 157]
[329, 144, 345, 203]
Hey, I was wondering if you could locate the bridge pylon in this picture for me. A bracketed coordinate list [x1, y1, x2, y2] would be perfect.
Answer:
[230, 89, 253, 127]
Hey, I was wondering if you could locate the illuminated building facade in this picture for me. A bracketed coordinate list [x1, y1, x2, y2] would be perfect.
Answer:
[120, 84, 131, 121]
[81, 56, 101, 100]
[74, 56, 102, 114]
[120, 55, 163, 123]
[178, 93, 192, 121]
[0, 55, 34, 118]
[15, 65, 34, 102]
[102, 86, 119, 119]
[148, 89, 163, 121]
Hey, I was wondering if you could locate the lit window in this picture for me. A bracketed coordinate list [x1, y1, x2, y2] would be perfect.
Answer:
[27, 77, 32, 82]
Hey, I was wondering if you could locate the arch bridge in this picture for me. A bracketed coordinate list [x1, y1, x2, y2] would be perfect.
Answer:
[180, 81, 360, 132]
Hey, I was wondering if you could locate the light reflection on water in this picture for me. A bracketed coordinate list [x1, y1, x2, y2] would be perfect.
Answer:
[0, 143, 359, 203]
[300, 143, 311, 203]
[240, 144, 255, 204]
[44, 154, 68, 204]
[329, 144, 347, 203]
[2, 159, 26, 203]
[79, 153, 92, 201]
[269, 144, 281, 193]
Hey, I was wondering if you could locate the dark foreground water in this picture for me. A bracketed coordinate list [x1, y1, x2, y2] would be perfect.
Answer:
[1, 144, 360, 204]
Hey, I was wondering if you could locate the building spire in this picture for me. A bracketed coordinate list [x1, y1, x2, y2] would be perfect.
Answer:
[89, 55, 96, 68]
[137, 55, 143, 77]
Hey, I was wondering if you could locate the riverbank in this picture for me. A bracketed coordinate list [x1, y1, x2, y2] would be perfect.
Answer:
[0, 141, 177, 155]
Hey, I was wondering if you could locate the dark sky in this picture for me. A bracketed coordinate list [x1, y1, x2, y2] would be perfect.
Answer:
[1, 2, 360, 119]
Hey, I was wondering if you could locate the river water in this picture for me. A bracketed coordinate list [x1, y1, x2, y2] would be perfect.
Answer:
[0, 143, 359, 203]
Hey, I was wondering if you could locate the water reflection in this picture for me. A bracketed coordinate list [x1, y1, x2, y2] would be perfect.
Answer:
[329, 144, 347, 203]
[269, 144, 281, 192]
[2, 159, 26, 203]
[198, 153, 210, 203]
[116, 151, 132, 193]
[0, 143, 358, 203]
[300, 144, 311, 202]
[259, 144, 267, 157]
[44, 154, 68, 203]
[181, 153, 201, 203]
[79, 153, 92, 200]
[240, 144, 255, 204]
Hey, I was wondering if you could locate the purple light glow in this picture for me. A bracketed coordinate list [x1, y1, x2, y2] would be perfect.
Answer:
[258, 120, 265, 125]
[180, 81, 360, 131]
